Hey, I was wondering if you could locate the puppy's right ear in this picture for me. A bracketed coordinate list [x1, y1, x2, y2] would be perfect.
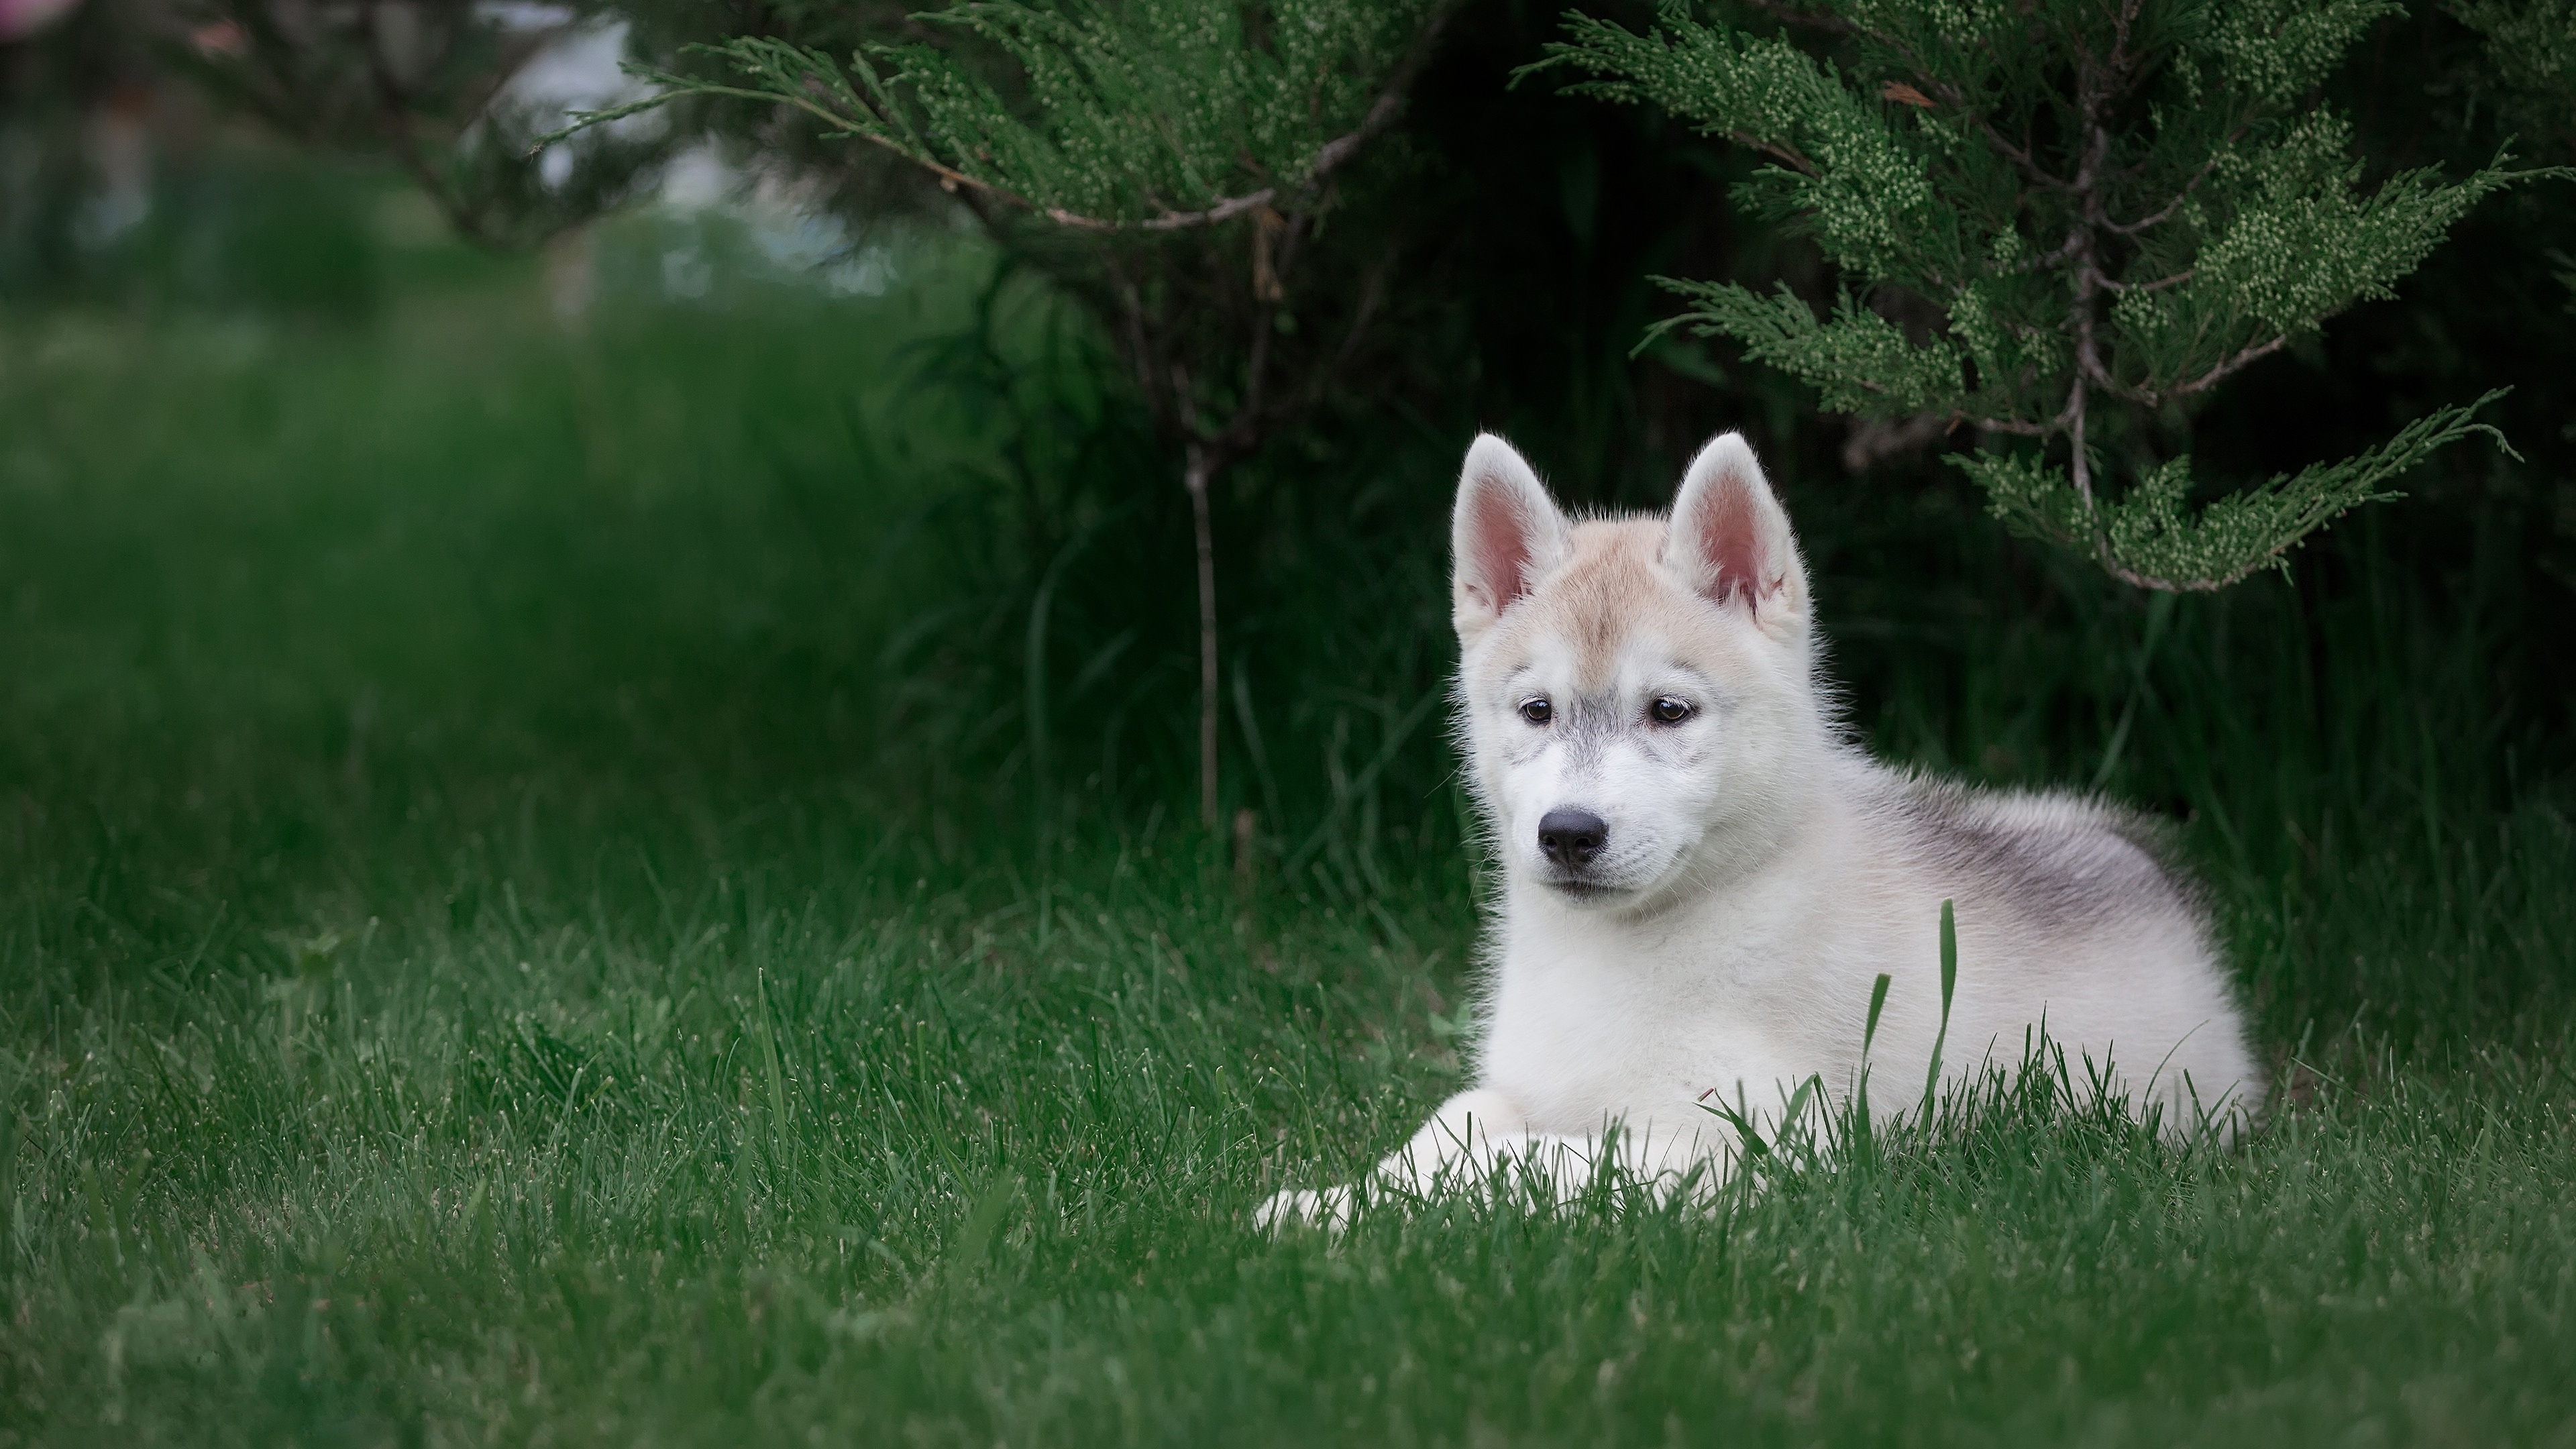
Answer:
[1452, 434, 1568, 643]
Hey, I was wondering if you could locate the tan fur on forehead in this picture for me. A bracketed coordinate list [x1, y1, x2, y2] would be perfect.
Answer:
[1480, 516, 1723, 690]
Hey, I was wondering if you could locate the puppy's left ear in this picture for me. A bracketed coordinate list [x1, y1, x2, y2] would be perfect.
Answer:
[1662, 431, 1807, 638]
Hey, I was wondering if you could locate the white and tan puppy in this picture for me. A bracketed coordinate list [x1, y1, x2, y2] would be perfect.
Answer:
[1258, 432, 2261, 1228]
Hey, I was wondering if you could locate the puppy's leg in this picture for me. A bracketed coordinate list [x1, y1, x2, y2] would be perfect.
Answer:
[1597, 1117, 1735, 1205]
[1371, 1087, 1552, 1195]
[1404, 1115, 1731, 1212]
[1256, 1088, 1537, 1231]
[1256, 1099, 1748, 1231]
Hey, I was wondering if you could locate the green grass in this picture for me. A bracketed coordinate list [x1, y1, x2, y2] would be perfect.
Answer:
[3, 223, 2574, 1446]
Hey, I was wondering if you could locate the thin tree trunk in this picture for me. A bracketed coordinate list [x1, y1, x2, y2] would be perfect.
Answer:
[1183, 443, 1222, 831]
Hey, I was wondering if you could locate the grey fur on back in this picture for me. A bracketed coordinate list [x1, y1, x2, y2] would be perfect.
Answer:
[1863, 772, 2214, 941]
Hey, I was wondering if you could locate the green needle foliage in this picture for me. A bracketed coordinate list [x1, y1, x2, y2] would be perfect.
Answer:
[1542, 0, 2556, 590]
[596, 0, 1444, 229]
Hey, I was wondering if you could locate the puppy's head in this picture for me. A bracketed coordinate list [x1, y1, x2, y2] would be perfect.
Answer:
[1451, 432, 1820, 908]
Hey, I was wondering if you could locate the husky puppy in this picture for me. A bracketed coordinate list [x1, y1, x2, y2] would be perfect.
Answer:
[1258, 432, 2260, 1228]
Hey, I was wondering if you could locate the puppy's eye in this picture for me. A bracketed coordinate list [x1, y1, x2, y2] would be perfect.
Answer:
[1518, 697, 1552, 724]
[1649, 696, 1693, 724]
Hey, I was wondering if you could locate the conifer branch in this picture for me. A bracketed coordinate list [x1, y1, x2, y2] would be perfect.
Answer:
[551, 4, 1452, 237]
[539, 68, 1048, 214]
[1544, 0, 2537, 588]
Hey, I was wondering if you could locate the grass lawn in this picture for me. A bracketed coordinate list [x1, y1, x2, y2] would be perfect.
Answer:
[3, 225, 2574, 1447]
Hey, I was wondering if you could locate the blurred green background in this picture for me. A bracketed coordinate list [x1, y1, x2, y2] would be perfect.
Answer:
[2, 2, 2573, 1444]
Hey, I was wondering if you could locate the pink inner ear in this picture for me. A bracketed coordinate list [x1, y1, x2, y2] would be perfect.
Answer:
[1697, 481, 1766, 606]
[1470, 487, 1536, 608]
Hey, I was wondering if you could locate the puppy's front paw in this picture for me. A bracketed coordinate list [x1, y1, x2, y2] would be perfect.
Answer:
[1254, 1184, 1353, 1234]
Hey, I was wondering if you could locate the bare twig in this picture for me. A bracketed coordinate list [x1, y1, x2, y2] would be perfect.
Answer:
[1051, 189, 1279, 233]
[2054, 0, 2152, 563]
[1219, 212, 1310, 452]
[1310, 4, 1456, 183]
[2157, 332, 2294, 401]
[364, 1, 500, 248]
[1325, 246, 1398, 384]
[1977, 417, 2054, 437]
[2102, 561, 2238, 591]
[2098, 268, 2194, 293]
[1996, 233, 2083, 276]
[1107, 259, 1171, 434]
[2105, 135, 2243, 235]
[1179, 435, 1227, 832]
[2060, 113, 2112, 515]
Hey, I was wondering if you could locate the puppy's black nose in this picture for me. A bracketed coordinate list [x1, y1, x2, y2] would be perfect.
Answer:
[1537, 808, 1608, 867]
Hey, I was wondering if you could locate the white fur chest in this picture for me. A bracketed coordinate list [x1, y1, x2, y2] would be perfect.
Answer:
[1475, 857, 1871, 1136]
